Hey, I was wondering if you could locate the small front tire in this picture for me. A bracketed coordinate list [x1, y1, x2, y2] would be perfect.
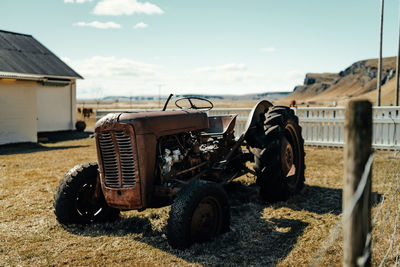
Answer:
[167, 180, 230, 249]
[53, 162, 120, 225]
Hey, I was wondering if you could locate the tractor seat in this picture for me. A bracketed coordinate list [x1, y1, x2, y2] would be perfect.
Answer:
[201, 115, 237, 136]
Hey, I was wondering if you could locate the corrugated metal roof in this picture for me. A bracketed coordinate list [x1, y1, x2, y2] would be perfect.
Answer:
[0, 30, 83, 79]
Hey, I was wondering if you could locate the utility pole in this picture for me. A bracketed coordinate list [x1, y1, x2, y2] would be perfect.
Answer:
[396, 0, 400, 106]
[377, 0, 385, 106]
[158, 84, 164, 109]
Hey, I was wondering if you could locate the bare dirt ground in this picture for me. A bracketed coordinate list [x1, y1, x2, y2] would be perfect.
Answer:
[0, 134, 397, 266]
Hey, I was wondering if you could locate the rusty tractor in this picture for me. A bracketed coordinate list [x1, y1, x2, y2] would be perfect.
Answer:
[54, 95, 305, 249]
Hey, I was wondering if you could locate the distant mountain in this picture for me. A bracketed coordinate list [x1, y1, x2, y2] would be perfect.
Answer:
[175, 92, 291, 101]
[282, 56, 397, 106]
[80, 91, 291, 102]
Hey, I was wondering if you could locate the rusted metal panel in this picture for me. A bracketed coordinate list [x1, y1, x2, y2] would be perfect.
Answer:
[202, 115, 237, 136]
[134, 133, 157, 208]
[95, 119, 143, 210]
[118, 110, 209, 136]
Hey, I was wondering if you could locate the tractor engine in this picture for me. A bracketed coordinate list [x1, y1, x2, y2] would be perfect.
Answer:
[156, 133, 226, 185]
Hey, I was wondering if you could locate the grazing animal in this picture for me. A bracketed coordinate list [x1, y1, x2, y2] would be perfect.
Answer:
[82, 108, 93, 118]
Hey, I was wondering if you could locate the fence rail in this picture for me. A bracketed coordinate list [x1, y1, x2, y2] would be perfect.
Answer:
[96, 106, 400, 150]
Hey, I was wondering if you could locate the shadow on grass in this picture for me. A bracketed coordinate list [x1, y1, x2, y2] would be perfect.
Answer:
[0, 142, 88, 155]
[275, 184, 382, 215]
[64, 182, 309, 266]
[282, 184, 343, 215]
[38, 130, 93, 144]
[65, 216, 154, 237]
[0, 131, 92, 155]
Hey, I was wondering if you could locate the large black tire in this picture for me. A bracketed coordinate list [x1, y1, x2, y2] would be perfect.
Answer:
[167, 180, 230, 249]
[54, 162, 120, 224]
[252, 106, 305, 202]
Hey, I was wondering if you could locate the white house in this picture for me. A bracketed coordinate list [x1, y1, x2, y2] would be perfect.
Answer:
[0, 30, 82, 145]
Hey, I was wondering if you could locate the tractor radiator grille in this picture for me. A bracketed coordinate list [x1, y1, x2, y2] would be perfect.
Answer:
[98, 129, 136, 188]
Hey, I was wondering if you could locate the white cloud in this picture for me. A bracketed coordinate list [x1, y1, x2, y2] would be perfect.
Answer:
[73, 21, 121, 29]
[260, 47, 276, 53]
[73, 56, 158, 78]
[64, 0, 93, 3]
[68, 56, 303, 98]
[133, 22, 148, 29]
[193, 63, 265, 86]
[195, 63, 246, 73]
[212, 72, 264, 84]
[93, 0, 164, 16]
[67, 56, 163, 98]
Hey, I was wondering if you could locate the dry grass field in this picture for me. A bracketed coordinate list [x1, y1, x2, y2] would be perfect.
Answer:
[0, 133, 398, 266]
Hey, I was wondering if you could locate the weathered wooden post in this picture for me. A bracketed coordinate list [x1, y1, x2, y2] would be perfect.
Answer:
[343, 100, 372, 267]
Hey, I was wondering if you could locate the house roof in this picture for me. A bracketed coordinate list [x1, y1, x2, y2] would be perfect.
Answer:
[0, 30, 83, 79]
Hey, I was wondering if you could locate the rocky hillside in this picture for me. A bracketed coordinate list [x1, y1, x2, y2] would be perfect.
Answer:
[284, 56, 397, 106]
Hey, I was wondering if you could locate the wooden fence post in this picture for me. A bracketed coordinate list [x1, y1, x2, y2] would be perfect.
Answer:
[343, 100, 372, 267]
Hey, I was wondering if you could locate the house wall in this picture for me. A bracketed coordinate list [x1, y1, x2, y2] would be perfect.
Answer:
[36, 81, 75, 132]
[0, 80, 38, 145]
[71, 81, 76, 130]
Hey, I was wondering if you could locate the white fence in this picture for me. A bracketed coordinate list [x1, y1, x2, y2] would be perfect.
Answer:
[96, 106, 400, 150]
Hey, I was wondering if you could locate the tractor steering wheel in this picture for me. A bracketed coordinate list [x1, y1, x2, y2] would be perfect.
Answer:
[175, 97, 214, 111]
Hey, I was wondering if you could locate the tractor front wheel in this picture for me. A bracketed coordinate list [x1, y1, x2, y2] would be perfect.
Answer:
[167, 180, 230, 249]
[53, 162, 120, 224]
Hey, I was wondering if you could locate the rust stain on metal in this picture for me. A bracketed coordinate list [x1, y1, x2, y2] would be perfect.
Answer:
[95, 119, 143, 209]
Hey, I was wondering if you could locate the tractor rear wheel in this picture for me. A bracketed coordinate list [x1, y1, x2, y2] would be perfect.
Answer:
[167, 180, 230, 249]
[53, 162, 120, 224]
[253, 106, 305, 202]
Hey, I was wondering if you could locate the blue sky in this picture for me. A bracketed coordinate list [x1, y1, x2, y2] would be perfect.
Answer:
[1, 0, 400, 98]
